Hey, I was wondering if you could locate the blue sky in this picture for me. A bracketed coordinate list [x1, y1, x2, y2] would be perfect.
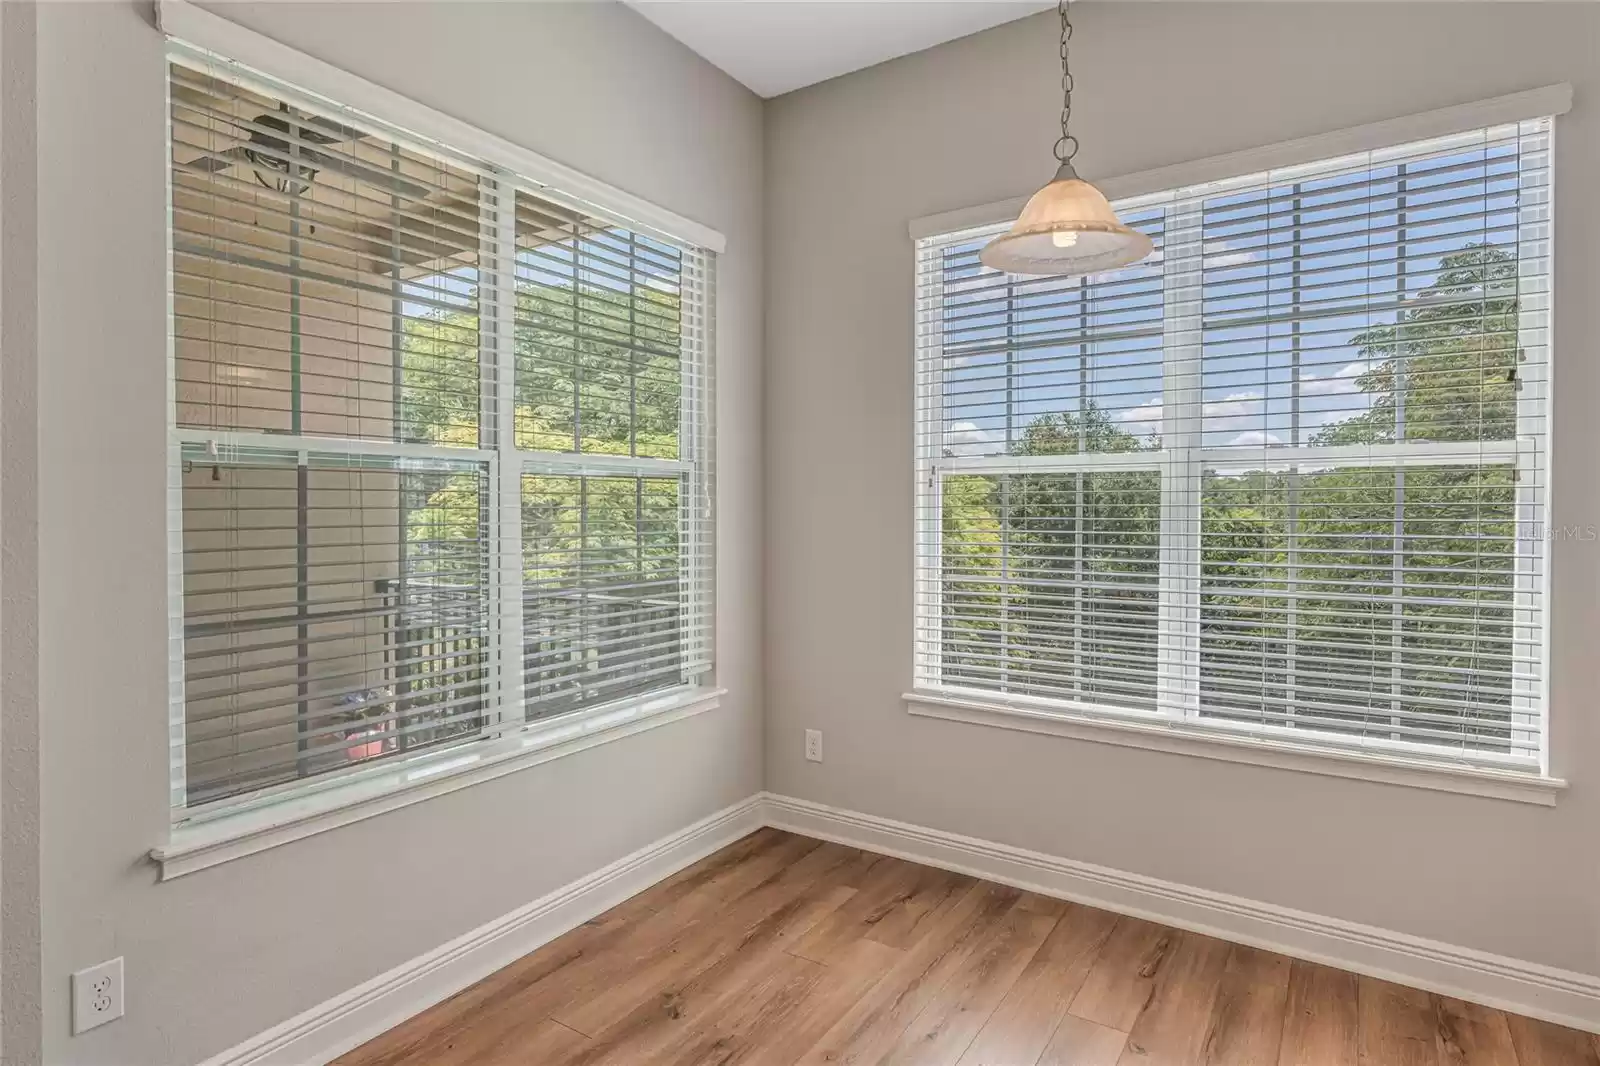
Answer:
[938, 134, 1534, 456]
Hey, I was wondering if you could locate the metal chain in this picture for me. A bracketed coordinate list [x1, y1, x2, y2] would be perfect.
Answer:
[1053, 0, 1078, 167]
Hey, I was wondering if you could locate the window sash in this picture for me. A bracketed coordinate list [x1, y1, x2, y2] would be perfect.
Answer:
[166, 54, 716, 817]
[914, 120, 1550, 772]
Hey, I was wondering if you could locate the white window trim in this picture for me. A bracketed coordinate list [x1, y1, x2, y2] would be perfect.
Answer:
[153, 3, 726, 874]
[910, 88, 1570, 800]
[155, 0, 726, 255]
[903, 689, 1564, 806]
[910, 84, 1571, 242]
[154, 686, 726, 880]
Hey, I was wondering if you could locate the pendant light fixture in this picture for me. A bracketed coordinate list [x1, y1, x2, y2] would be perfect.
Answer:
[980, 1, 1152, 277]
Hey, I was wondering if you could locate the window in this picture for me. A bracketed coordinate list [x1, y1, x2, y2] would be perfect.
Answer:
[914, 118, 1551, 772]
[168, 55, 714, 813]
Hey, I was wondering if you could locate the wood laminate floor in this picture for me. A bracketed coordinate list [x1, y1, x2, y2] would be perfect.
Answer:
[337, 829, 1600, 1066]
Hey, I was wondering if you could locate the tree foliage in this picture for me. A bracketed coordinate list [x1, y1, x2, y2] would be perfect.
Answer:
[395, 240, 692, 713]
[940, 245, 1525, 751]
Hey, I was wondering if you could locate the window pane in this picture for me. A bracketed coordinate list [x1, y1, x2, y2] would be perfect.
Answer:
[931, 209, 1166, 459]
[180, 452, 492, 805]
[514, 192, 684, 458]
[170, 63, 483, 446]
[1199, 462, 1525, 755]
[1201, 143, 1525, 452]
[940, 471, 1161, 707]
[521, 474, 683, 718]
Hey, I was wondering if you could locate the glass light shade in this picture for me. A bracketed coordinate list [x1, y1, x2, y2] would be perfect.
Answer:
[980, 166, 1153, 277]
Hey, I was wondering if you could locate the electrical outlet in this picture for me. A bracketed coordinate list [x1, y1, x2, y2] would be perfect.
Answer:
[72, 957, 124, 1035]
[804, 729, 823, 763]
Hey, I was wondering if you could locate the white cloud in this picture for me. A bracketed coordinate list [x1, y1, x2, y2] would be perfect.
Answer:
[1120, 398, 1164, 429]
[944, 421, 997, 457]
[1208, 251, 1258, 269]
[1116, 391, 1265, 437]
[1299, 361, 1365, 396]
[1205, 391, 1263, 424]
[1228, 430, 1284, 447]
[1205, 239, 1258, 270]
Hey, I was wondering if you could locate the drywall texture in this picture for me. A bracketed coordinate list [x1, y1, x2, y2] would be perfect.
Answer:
[765, 3, 1600, 977]
[2, 5, 42, 1065]
[34, 3, 762, 1064]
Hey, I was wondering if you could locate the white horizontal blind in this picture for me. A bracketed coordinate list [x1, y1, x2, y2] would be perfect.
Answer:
[514, 189, 715, 719]
[170, 61, 488, 446]
[167, 52, 715, 812]
[915, 119, 1551, 768]
[179, 452, 492, 804]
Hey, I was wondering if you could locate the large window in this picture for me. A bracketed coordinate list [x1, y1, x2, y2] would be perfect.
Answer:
[915, 119, 1550, 771]
[168, 55, 714, 812]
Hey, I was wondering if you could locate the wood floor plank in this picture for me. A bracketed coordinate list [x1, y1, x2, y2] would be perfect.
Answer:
[719, 938, 905, 1066]
[369, 834, 826, 1064]
[1199, 944, 1292, 1066]
[1277, 960, 1357, 1066]
[1435, 996, 1517, 1066]
[331, 888, 677, 1066]
[786, 855, 919, 961]
[881, 893, 1064, 1066]
[612, 828, 790, 920]
[357, 1014, 588, 1066]
[467, 1018, 590, 1066]
[1116, 931, 1232, 1065]
[336, 833, 1589, 1066]
[544, 847, 870, 1065]
[551, 838, 858, 1037]
[790, 856, 976, 963]
[792, 882, 1023, 1066]
[644, 950, 828, 1066]
[1068, 917, 1181, 1032]
[1357, 976, 1438, 1066]
[776, 881, 859, 952]
[867, 865, 984, 950]
[1037, 1015, 1130, 1066]
[552, 948, 824, 1066]
[677, 830, 829, 912]
[1506, 1014, 1600, 1066]
[955, 902, 1120, 1066]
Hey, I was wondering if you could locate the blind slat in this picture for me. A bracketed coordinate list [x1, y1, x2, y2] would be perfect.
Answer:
[169, 58, 716, 811]
[915, 117, 1551, 766]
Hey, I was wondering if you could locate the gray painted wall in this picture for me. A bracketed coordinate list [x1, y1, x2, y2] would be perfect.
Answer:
[764, 3, 1600, 977]
[2, 3, 42, 1065]
[13, 3, 1600, 1064]
[32, 4, 762, 1064]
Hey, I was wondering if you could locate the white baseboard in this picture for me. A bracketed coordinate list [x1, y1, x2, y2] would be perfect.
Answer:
[196, 795, 766, 1066]
[761, 792, 1600, 1036]
[196, 789, 1600, 1066]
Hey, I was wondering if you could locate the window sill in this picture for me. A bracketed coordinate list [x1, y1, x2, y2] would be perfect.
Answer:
[151, 686, 726, 881]
[904, 689, 1564, 807]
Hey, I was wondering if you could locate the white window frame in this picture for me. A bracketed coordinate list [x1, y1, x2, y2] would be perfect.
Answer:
[152, 1, 725, 878]
[908, 85, 1571, 807]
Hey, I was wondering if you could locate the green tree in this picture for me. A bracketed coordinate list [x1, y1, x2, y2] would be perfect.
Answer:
[1200, 245, 1521, 743]
[941, 403, 1161, 705]
[1313, 244, 1519, 446]
[941, 245, 1525, 752]
[390, 237, 694, 718]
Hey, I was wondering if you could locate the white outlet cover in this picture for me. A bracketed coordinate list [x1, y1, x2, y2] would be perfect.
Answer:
[805, 729, 823, 762]
[72, 957, 124, 1035]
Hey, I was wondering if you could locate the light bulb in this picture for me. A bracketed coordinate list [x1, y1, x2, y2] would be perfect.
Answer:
[1051, 229, 1080, 249]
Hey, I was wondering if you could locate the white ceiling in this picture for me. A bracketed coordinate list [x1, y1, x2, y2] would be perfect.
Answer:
[628, 1, 1055, 98]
